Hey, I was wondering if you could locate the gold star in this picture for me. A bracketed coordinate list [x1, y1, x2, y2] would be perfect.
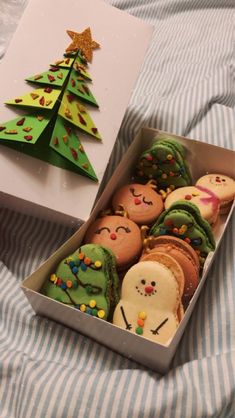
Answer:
[66, 28, 100, 62]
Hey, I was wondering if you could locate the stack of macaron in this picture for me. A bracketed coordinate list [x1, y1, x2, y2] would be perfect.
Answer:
[41, 135, 235, 347]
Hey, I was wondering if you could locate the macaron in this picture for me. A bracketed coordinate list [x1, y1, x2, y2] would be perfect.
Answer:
[196, 174, 235, 214]
[113, 259, 183, 345]
[112, 183, 164, 225]
[150, 200, 216, 264]
[164, 185, 220, 224]
[41, 244, 120, 320]
[141, 235, 200, 304]
[135, 136, 191, 189]
[84, 215, 142, 270]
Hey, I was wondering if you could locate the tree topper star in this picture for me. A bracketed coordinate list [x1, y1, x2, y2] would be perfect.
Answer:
[66, 28, 100, 62]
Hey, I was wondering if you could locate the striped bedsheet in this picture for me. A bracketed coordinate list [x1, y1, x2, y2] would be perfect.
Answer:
[0, 1, 234, 417]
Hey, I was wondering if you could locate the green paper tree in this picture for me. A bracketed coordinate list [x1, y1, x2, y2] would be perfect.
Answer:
[0, 28, 101, 182]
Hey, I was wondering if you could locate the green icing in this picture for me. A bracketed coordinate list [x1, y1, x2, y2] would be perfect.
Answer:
[41, 244, 120, 320]
[136, 138, 191, 189]
[150, 200, 216, 255]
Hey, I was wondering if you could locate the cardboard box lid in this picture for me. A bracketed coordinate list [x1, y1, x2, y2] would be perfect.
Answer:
[0, 0, 153, 222]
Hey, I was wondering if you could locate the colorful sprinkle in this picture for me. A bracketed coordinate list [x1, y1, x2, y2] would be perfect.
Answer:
[138, 311, 147, 320]
[98, 310, 105, 319]
[94, 260, 102, 269]
[89, 300, 96, 308]
[135, 327, 143, 335]
[66, 280, 73, 288]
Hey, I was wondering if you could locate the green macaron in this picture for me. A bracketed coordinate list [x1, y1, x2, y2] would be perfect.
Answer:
[41, 243, 120, 320]
[150, 200, 216, 260]
[135, 136, 191, 189]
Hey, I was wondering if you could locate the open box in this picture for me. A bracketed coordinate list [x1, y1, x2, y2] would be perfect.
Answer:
[0, 0, 153, 225]
[21, 127, 235, 373]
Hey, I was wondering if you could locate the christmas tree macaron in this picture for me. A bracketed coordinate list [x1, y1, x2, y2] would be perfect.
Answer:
[135, 137, 191, 190]
[41, 244, 120, 320]
[149, 200, 216, 264]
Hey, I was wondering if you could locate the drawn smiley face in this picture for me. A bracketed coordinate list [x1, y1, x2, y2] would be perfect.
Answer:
[84, 215, 142, 269]
[112, 183, 164, 225]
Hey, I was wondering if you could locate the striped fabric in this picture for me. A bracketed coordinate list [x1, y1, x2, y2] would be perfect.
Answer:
[0, 1, 235, 417]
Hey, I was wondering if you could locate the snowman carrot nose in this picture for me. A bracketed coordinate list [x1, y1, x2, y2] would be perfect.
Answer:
[145, 285, 153, 294]
[110, 233, 117, 240]
[134, 197, 141, 205]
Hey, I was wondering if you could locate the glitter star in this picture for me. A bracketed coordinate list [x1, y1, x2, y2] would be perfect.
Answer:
[66, 28, 100, 62]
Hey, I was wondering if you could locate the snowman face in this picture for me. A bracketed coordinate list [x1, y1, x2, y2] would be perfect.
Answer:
[135, 276, 157, 297]
[209, 175, 230, 187]
[122, 261, 179, 310]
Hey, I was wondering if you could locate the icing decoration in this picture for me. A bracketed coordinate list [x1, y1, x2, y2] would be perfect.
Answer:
[41, 244, 120, 320]
[136, 136, 191, 189]
[150, 200, 216, 260]
[0, 28, 101, 182]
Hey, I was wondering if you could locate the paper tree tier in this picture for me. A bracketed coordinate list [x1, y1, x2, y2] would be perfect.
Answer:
[58, 91, 101, 139]
[0, 113, 51, 144]
[5, 87, 62, 110]
[0, 112, 98, 181]
[68, 70, 98, 107]
[26, 67, 70, 88]
[50, 115, 97, 181]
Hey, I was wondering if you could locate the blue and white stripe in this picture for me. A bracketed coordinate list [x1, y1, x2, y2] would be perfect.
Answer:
[0, 0, 234, 417]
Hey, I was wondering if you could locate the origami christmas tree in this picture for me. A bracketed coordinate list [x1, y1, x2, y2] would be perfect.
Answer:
[0, 28, 101, 181]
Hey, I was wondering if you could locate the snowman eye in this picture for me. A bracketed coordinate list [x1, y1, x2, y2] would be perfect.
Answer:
[143, 196, 153, 205]
[130, 188, 142, 198]
[222, 179, 226, 182]
[141, 279, 146, 285]
[151, 281, 156, 286]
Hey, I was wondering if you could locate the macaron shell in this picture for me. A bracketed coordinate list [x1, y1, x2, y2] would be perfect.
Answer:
[145, 235, 200, 270]
[112, 183, 164, 225]
[84, 216, 142, 270]
[142, 243, 199, 298]
[196, 174, 235, 214]
[140, 251, 185, 298]
[164, 186, 220, 224]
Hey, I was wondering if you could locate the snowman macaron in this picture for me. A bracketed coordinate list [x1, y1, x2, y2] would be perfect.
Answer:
[113, 256, 184, 345]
